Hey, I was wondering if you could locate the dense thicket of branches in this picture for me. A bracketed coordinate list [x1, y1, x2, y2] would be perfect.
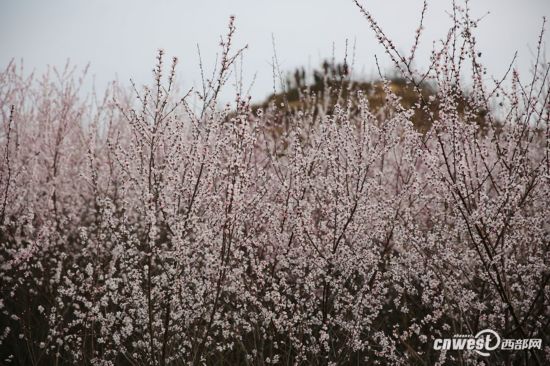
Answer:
[1, 2, 549, 365]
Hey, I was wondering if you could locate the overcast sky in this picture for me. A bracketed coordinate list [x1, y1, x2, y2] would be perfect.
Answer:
[1, 0, 549, 103]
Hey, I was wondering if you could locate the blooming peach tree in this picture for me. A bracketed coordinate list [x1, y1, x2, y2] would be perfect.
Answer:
[1, 2, 549, 365]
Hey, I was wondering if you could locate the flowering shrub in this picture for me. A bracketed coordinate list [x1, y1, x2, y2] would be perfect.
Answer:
[1, 2, 549, 365]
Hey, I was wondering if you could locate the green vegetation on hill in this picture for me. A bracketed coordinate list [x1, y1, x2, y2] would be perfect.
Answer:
[255, 61, 487, 133]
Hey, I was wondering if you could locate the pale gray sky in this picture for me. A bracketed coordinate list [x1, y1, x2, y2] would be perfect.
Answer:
[1, 0, 549, 103]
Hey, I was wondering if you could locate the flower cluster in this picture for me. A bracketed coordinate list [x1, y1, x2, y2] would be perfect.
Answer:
[1, 3, 549, 365]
